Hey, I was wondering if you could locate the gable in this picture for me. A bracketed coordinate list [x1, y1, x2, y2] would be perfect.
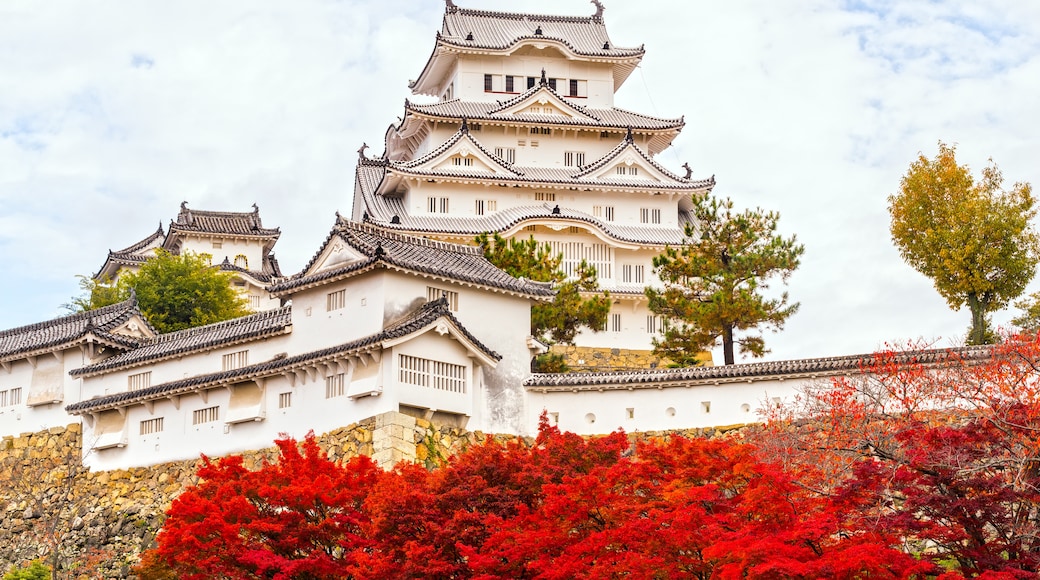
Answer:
[495, 87, 595, 121]
[306, 236, 367, 276]
[593, 151, 664, 182]
[416, 137, 518, 176]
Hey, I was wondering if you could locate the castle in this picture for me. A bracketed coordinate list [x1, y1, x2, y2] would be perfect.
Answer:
[1, 2, 890, 471]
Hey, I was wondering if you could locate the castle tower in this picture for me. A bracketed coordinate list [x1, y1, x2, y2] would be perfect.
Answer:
[351, 1, 714, 368]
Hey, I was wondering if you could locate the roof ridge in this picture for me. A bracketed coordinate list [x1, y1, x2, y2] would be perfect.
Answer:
[0, 299, 137, 338]
[344, 221, 484, 257]
[146, 306, 290, 343]
[451, 7, 598, 25]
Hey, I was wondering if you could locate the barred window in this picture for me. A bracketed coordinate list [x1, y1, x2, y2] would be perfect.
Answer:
[452, 156, 473, 166]
[427, 197, 450, 213]
[534, 192, 555, 202]
[620, 264, 645, 284]
[325, 373, 346, 399]
[564, 151, 585, 167]
[494, 147, 516, 164]
[505, 75, 516, 92]
[427, 286, 459, 311]
[222, 350, 248, 371]
[646, 315, 659, 334]
[0, 387, 21, 407]
[140, 417, 164, 435]
[611, 313, 622, 332]
[278, 392, 292, 409]
[327, 289, 346, 311]
[640, 208, 661, 224]
[128, 372, 151, 392]
[399, 355, 466, 393]
[193, 406, 219, 425]
[484, 74, 493, 92]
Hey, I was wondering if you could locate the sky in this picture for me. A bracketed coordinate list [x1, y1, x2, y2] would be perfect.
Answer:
[1, 0, 1038, 363]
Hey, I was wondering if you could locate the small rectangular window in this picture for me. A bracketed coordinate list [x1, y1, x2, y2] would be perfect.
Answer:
[640, 208, 662, 225]
[278, 392, 292, 409]
[505, 75, 515, 92]
[212, 242, 223, 249]
[635, 265, 645, 283]
[488, 200, 497, 212]
[651, 209, 661, 223]
[527, 76, 537, 89]
[548, 78, 558, 91]
[327, 289, 346, 311]
[494, 147, 516, 164]
[617, 166, 627, 176]
[140, 417, 164, 435]
[484, 74, 493, 92]
[452, 156, 473, 166]
[128, 371, 151, 392]
[646, 315, 658, 334]
[193, 406, 219, 425]
[326, 373, 346, 399]
[0, 388, 19, 407]
[563, 151, 585, 167]
[626, 407, 634, 419]
[534, 192, 556, 202]
[427, 286, 459, 311]
[222, 350, 249, 371]
[701, 401, 712, 414]
[629, 166, 639, 176]
[569, 79, 579, 97]
[428, 197, 450, 213]
[621, 264, 632, 283]
[475, 199, 485, 216]
[611, 313, 622, 332]
[604, 206, 614, 221]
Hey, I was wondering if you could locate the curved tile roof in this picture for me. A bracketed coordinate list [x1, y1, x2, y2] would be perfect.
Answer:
[0, 299, 152, 361]
[438, 5, 643, 57]
[71, 306, 293, 377]
[67, 298, 499, 414]
[404, 86, 681, 131]
[269, 220, 555, 299]
[524, 345, 995, 390]
[365, 203, 692, 247]
[167, 202, 280, 238]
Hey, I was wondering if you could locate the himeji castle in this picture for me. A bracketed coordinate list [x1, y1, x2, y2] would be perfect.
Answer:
[0, 2, 942, 471]
[352, 0, 715, 367]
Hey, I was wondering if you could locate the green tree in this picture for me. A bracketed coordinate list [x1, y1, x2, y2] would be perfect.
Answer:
[888, 142, 1039, 345]
[646, 194, 803, 366]
[68, 250, 250, 333]
[476, 232, 610, 347]
[2, 561, 51, 580]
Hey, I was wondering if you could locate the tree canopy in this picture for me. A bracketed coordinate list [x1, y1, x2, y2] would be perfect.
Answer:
[476, 232, 610, 347]
[646, 193, 804, 365]
[888, 142, 1038, 345]
[68, 250, 250, 333]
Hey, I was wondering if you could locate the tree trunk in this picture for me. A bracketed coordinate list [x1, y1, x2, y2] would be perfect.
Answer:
[967, 293, 987, 345]
[722, 325, 735, 365]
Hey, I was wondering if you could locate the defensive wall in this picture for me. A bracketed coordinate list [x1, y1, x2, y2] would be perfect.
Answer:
[0, 413, 749, 579]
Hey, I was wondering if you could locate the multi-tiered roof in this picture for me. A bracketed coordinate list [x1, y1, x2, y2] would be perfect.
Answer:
[95, 202, 284, 284]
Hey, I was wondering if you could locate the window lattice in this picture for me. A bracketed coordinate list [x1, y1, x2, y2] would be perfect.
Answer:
[547, 241, 613, 280]
[326, 373, 346, 399]
[193, 406, 219, 425]
[399, 355, 466, 394]
[222, 350, 249, 371]
[427, 286, 459, 311]
[140, 417, 164, 435]
[327, 289, 346, 311]
[128, 372, 151, 392]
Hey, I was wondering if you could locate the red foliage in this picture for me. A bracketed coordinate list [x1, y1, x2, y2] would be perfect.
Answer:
[144, 433, 379, 579]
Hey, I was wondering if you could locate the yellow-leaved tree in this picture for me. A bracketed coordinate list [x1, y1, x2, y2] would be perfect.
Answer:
[888, 142, 1039, 345]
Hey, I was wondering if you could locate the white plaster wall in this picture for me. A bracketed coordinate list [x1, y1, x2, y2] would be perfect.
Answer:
[177, 236, 266, 270]
[390, 334, 477, 418]
[83, 359, 400, 471]
[0, 347, 95, 438]
[287, 275, 387, 353]
[525, 377, 806, 436]
[453, 53, 615, 107]
[79, 334, 294, 403]
[420, 125, 656, 168]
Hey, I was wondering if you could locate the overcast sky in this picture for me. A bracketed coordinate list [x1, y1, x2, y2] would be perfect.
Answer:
[2, 0, 1038, 363]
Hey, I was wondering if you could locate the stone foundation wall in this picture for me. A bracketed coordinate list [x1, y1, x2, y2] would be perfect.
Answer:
[0, 414, 746, 578]
[551, 345, 712, 372]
